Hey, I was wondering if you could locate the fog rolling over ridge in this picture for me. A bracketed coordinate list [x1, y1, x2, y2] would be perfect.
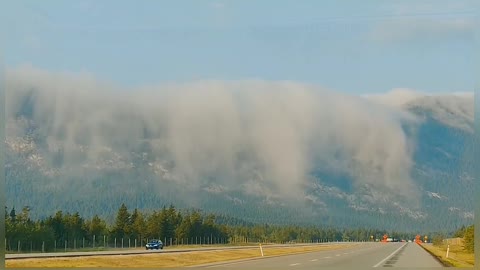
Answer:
[6, 66, 420, 199]
[5, 66, 475, 229]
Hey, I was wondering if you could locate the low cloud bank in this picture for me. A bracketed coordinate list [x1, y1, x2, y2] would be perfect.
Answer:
[7, 66, 472, 204]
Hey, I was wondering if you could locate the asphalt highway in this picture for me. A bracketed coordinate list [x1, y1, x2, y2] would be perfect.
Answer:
[7, 242, 444, 269]
[5, 242, 346, 259]
[192, 242, 443, 269]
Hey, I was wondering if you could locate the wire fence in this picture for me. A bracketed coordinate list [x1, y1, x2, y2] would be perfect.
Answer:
[443, 237, 462, 245]
[5, 236, 347, 253]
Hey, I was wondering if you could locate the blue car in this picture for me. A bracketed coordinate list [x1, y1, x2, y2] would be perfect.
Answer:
[145, 239, 163, 250]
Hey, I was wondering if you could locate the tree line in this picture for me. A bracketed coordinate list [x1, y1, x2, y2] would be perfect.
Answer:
[5, 203, 435, 252]
[453, 224, 474, 253]
[431, 224, 474, 253]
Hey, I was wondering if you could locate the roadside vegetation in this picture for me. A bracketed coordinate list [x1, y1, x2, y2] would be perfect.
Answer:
[6, 243, 358, 268]
[422, 225, 474, 267]
[5, 203, 432, 253]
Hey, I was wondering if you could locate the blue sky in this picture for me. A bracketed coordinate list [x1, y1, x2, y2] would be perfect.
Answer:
[2, 0, 476, 94]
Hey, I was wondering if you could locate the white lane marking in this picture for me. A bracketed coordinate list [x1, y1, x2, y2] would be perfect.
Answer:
[373, 243, 407, 268]
[290, 263, 301, 266]
[343, 252, 349, 254]
[310, 259, 318, 262]
[336, 254, 341, 256]
[324, 256, 332, 259]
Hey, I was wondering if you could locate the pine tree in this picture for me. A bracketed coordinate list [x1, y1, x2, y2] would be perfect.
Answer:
[46, 211, 66, 242]
[113, 203, 130, 239]
[87, 214, 107, 238]
[166, 205, 180, 238]
[130, 209, 145, 242]
[454, 225, 466, 238]
[145, 210, 160, 239]
[9, 207, 16, 222]
[17, 206, 30, 224]
[463, 225, 474, 253]
[176, 213, 191, 241]
[64, 212, 85, 241]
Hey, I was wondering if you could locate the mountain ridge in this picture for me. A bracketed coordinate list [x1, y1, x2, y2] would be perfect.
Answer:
[5, 70, 474, 232]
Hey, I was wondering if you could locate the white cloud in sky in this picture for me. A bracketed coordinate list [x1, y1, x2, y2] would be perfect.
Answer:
[364, 88, 474, 132]
[5, 65, 474, 206]
[369, 17, 474, 43]
[362, 88, 424, 108]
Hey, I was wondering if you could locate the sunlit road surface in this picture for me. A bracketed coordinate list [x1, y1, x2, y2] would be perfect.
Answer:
[5, 242, 347, 259]
[191, 242, 443, 269]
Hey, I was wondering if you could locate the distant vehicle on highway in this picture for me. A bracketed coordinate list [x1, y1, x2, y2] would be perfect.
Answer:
[146, 240, 163, 250]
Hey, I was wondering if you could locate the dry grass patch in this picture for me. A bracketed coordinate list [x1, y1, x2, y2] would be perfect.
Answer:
[421, 239, 474, 268]
[6, 244, 358, 268]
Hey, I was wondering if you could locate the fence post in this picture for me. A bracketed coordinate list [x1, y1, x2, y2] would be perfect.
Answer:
[83, 237, 85, 249]
[30, 241, 32, 252]
[42, 241, 45, 253]
[74, 239, 76, 250]
[104, 235, 106, 248]
[54, 240, 56, 252]
[18, 240, 20, 252]
[115, 238, 117, 248]
[129, 238, 131, 248]
[122, 238, 124, 248]
[135, 239, 137, 248]
[170, 238, 172, 247]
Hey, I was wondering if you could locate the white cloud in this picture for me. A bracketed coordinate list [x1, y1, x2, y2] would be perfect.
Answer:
[369, 17, 474, 43]
[364, 88, 474, 132]
[362, 88, 424, 108]
[5, 66, 440, 203]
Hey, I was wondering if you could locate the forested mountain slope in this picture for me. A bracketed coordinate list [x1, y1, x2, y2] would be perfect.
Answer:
[5, 69, 474, 232]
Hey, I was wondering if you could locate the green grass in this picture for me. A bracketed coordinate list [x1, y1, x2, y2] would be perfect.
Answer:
[5, 242, 275, 254]
[6, 243, 358, 268]
[421, 238, 474, 268]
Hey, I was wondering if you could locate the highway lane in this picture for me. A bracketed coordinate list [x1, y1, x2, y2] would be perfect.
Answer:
[6, 242, 349, 260]
[193, 242, 443, 269]
[393, 243, 444, 268]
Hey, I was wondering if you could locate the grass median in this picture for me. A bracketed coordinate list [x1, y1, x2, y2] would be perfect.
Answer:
[5, 242, 274, 254]
[421, 239, 474, 268]
[6, 243, 358, 268]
